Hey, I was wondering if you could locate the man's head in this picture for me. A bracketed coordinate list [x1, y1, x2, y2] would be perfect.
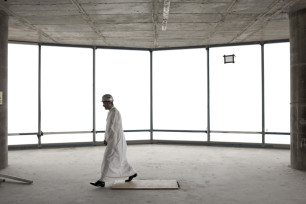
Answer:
[102, 94, 114, 110]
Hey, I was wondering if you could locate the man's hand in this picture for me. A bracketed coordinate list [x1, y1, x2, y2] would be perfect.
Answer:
[104, 140, 107, 146]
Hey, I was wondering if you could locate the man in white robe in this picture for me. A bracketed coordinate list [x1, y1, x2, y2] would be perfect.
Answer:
[90, 94, 137, 187]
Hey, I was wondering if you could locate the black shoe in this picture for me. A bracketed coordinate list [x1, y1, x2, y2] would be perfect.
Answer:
[90, 180, 105, 187]
[125, 173, 137, 182]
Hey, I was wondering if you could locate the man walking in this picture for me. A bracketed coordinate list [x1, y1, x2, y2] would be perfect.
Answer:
[90, 94, 137, 187]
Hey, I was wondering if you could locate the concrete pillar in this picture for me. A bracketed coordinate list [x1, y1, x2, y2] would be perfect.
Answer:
[289, 8, 306, 170]
[0, 11, 8, 170]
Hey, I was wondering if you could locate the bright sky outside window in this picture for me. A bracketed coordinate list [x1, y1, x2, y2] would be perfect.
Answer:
[264, 43, 290, 144]
[210, 45, 262, 143]
[41, 46, 92, 133]
[95, 49, 150, 141]
[7, 43, 290, 145]
[8, 44, 38, 134]
[153, 48, 207, 141]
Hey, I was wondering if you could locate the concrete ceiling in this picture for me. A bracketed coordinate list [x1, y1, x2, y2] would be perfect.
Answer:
[0, 0, 306, 49]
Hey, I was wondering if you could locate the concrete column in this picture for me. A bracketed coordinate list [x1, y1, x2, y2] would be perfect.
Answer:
[289, 8, 306, 170]
[0, 11, 8, 170]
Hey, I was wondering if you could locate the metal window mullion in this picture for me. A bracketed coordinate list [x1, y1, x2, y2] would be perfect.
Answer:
[150, 50, 153, 143]
[207, 47, 210, 142]
[261, 43, 265, 145]
[43, 131, 92, 135]
[38, 43, 42, 148]
[93, 47, 96, 144]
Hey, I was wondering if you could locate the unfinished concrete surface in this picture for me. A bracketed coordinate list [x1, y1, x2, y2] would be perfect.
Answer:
[289, 8, 306, 170]
[0, 0, 306, 49]
[0, 10, 8, 170]
[0, 144, 306, 204]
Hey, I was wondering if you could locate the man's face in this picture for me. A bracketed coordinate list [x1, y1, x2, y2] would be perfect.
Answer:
[103, 101, 112, 110]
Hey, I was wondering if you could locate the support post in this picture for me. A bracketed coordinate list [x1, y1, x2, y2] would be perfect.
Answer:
[289, 7, 306, 170]
[0, 11, 8, 169]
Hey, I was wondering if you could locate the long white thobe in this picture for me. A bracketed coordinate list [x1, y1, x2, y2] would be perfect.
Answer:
[100, 106, 136, 181]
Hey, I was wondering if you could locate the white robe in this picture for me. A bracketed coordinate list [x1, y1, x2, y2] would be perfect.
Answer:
[100, 106, 136, 181]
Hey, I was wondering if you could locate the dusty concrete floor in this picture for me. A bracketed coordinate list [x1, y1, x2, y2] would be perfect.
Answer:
[0, 144, 306, 204]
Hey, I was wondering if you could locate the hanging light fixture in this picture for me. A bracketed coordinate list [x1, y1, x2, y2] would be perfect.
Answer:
[223, 54, 235, 64]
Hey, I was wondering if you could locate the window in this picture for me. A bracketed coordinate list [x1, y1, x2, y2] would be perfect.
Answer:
[210, 45, 261, 143]
[41, 46, 93, 143]
[264, 43, 290, 144]
[96, 49, 150, 141]
[153, 48, 207, 141]
[8, 44, 38, 145]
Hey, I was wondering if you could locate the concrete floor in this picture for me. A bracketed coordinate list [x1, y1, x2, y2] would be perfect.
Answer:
[0, 144, 306, 204]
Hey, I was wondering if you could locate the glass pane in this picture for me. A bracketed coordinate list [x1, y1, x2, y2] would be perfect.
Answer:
[41, 133, 92, 144]
[125, 132, 150, 141]
[210, 45, 261, 132]
[8, 135, 38, 145]
[265, 134, 290, 144]
[8, 43, 38, 134]
[95, 49, 150, 134]
[264, 43, 290, 133]
[41, 46, 92, 133]
[153, 48, 207, 130]
[154, 132, 207, 141]
[210, 133, 261, 143]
